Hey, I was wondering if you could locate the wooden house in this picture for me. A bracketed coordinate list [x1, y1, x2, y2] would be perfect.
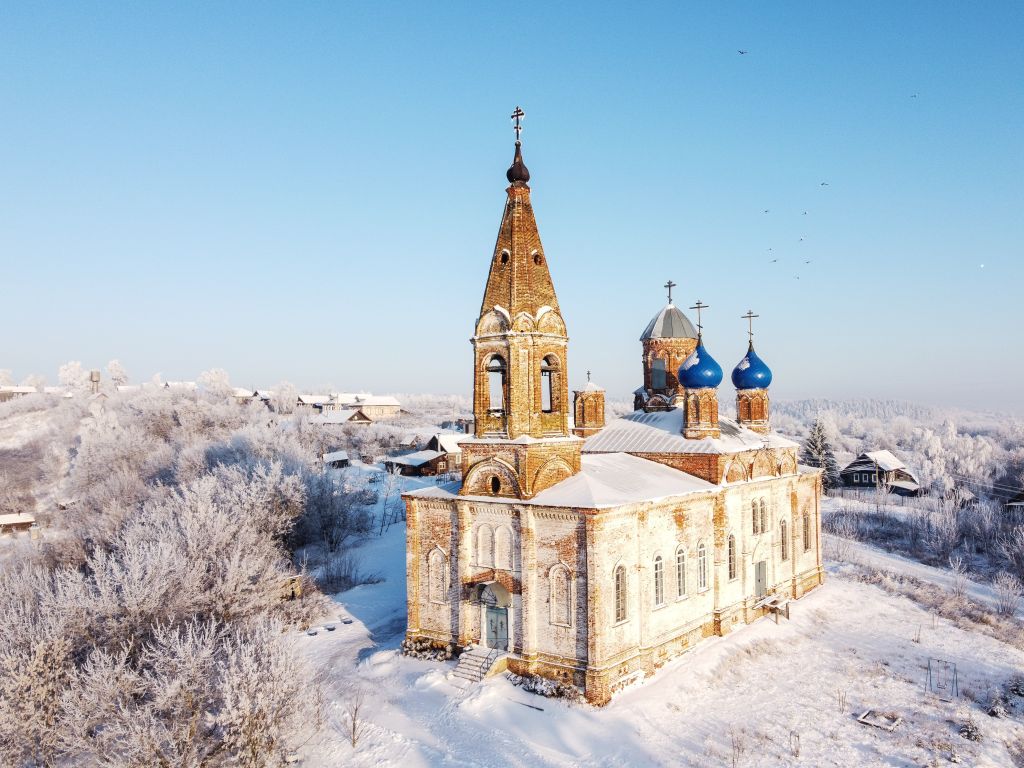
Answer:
[840, 450, 920, 496]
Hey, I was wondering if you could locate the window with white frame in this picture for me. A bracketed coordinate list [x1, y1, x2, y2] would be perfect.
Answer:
[614, 565, 627, 622]
[697, 541, 708, 591]
[654, 555, 665, 606]
[676, 548, 687, 598]
[728, 535, 737, 580]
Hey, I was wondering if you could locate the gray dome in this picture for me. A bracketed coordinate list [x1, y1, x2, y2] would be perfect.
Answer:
[640, 303, 698, 341]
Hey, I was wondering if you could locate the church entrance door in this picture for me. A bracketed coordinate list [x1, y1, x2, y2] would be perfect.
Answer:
[485, 606, 508, 651]
[755, 560, 767, 599]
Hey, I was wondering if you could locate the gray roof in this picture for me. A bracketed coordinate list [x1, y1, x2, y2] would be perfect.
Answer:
[640, 303, 698, 341]
[583, 409, 799, 456]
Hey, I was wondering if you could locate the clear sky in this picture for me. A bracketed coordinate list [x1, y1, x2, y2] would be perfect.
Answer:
[2, 2, 1021, 412]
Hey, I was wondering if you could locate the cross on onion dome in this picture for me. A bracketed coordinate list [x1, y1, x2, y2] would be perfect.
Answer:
[511, 106, 525, 142]
[741, 310, 759, 343]
[689, 300, 709, 336]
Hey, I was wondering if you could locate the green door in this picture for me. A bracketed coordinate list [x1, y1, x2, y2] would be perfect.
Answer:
[755, 560, 767, 599]
[485, 606, 508, 651]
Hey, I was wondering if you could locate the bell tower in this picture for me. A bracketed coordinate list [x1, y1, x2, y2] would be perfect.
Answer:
[461, 108, 582, 500]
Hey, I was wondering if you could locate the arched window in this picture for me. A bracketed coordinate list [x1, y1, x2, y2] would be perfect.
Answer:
[653, 555, 665, 606]
[697, 541, 708, 591]
[781, 519, 789, 561]
[540, 355, 559, 413]
[651, 357, 667, 389]
[428, 549, 447, 603]
[494, 525, 513, 570]
[803, 513, 812, 552]
[550, 566, 571, 626]
[759, 499, 768, 533]
[728, 535, 737, 581]
[614, 565, 627, 622]
[477, 524, 493, 567]
[487, 356, 507, 414]
[752, 500, 760, 534]
[676, 548, 687, 598]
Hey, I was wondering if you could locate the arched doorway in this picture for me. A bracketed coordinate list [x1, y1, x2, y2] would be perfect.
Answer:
[479, 582, 511, 652]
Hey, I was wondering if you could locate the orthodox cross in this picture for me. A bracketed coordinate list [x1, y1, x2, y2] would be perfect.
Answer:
[741, 310, 759, 343]
[689, 300, 709, 335]
[511, 106, 525, 142]
[586, 369, 592, 383]
[664, 280, 676, 304]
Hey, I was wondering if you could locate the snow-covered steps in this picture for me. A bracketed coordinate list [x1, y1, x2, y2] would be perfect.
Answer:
[450, 647, 504, 684]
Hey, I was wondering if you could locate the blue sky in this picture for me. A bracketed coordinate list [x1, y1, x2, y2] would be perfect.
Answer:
[2, 3, 1021, 412]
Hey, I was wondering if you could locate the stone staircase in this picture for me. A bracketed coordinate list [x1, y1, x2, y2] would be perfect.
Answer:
[451, 647, 503, 684]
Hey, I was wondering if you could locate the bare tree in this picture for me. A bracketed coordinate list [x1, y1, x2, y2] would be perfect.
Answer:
[993, 572, 1022, 616]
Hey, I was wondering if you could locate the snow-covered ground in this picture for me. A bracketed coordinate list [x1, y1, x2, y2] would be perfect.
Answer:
[293, 502, 1024, 767]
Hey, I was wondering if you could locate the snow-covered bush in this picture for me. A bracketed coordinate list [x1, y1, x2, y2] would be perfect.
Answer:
[958, 716, 982, 742]
[507, 672, 584, 702]
[992, 572, 1022, 617]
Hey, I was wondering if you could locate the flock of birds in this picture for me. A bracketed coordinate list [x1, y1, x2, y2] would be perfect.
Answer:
[736, 48, 936, 279]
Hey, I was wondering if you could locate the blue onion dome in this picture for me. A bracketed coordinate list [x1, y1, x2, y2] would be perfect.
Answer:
[678, 337, 724, 388]
[732, 342, 773, 389]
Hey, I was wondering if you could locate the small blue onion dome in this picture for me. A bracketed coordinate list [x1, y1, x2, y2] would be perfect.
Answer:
[731, 342, 773, 389]
[678, 337, 724, 389]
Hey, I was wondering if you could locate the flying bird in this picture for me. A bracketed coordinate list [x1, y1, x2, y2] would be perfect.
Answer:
[771, 259, 778, 263]
[799, 237, 805, 242]
[805, 260, 812, 264]
[802, 211, 808, 215]
[763, 209, 770, 214]
[911, 93, 919, 98]
[738, 50, 748, 55]
[820, 182, 829, 186]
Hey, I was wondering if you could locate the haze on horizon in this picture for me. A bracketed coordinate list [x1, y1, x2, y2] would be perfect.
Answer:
[2, 3, 1021, 414]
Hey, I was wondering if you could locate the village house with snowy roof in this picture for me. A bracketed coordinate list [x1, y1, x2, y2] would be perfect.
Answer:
[403, 112, 824, 705]
[840, 450, 921, 496]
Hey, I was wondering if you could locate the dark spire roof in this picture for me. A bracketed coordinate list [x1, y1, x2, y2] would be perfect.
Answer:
[506, 141, 530, 184]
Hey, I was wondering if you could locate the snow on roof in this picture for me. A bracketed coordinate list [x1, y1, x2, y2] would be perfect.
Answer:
[578, 381, 604, 392]
[164, 381, 197, 390]
[386, 449, 444, 467]
[323, 450, 349, 463]
[232, 388, 255, 398]
[298, 394, 331, 404]
[862, 450, 906, 472]
[582, 409, 798, 456]
[433, 433, 466, 454]
[116, 385, 140, 392]
[0, 386, 38, 394]
[355, 395, 401, 407]
[408, 453, 716, 509]
[0, 512, 35, 526]
[888, 479, 920, 492]
[308, 409, 360, 424]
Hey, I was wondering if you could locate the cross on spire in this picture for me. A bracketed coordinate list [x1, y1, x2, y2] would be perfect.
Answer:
[689, 300, 709, 336]
[511, 106, 525, 142]
[664, 279, 676, 304]
[741, 310, 759, 344]
[587, 369, 592, 382]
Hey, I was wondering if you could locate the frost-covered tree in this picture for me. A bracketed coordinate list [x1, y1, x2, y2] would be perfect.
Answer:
[272, 381, 299, 414]
[800, 418, 842, 489]
[199, 367, 233, 398]
[106, 358, 129, 386]
[0, 369, 12, 386]
[20, 373, 46, 389]
[58, 360, 91, 393]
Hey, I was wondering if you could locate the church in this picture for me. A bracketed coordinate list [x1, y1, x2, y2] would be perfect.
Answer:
[403, 111, 824, 705]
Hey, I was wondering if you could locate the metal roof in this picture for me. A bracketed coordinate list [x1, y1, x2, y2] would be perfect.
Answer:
[583, 409, 799, 456]
[640, 303, 698, 341]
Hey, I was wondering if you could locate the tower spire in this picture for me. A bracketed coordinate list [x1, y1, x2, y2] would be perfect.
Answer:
[506, 106, 530, 184]
[690, 300, 709, 338]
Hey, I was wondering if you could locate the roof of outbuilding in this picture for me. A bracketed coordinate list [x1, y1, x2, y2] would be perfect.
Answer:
[640, 303, 698, 341]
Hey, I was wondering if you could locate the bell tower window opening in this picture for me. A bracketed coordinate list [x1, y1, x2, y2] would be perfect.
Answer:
[487, 355, 507, 414]
[540, 355, 559, 414]
[490, 476, 501, 494]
